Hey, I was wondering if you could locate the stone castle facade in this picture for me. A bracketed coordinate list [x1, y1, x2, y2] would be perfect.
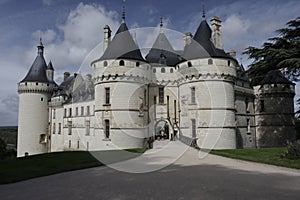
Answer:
[17, 11, 296, 157]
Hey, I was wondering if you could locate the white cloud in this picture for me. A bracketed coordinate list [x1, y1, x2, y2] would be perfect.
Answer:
[29, 3, 120, 73]
[222, 14, 251, 53]
[32, 29, 57, 43]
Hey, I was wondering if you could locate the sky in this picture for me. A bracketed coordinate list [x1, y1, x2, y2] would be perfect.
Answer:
[0, 0, 299, 126]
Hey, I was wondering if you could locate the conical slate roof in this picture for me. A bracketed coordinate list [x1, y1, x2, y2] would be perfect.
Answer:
[146, 32, 184, 66]
[260, 70, 293, 85]
[183, 19, 230, 60]
[99, 22, 145, 62]
[20, 43, 50, 83]
[47, 61, 54, 70]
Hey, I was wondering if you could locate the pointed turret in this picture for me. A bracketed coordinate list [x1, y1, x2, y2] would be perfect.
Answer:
[97, 2, 145, 62]
[146, 19, 184, 66]
[20, 41, 50, 83]
[46, 61, 54, 82]
[183, 9, 229, 60]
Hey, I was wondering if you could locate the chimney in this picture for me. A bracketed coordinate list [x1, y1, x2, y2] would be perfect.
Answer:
[64, 72, 70, 81]
[229, 50, 236, 59]
[210, 16, 223, 49]
[103, 25, 112, 51]
[184, 32, 193, 47]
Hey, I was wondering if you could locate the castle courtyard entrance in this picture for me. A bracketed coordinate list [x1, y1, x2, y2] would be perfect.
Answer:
[154, 119, 170, 140]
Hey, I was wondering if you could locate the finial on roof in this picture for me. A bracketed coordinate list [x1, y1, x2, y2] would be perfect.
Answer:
[37, 37, 44, 55]
[202, 2, 206, 20]
[160, 17, 163, 28]
[122, 0, 126, 23]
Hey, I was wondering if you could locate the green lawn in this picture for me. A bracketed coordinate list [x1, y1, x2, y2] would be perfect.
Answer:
[210, 148, 300, 169]
[0, 149, 146, 184]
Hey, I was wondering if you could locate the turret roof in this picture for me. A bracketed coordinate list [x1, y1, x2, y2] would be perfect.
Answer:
[260, 70, 294, 85]
[47, 61, 54, 70]
[98, 22, 145, 62]
[146, 32, 185, 66]
[183, 19, 230, 60]
[20, 42, 50, 83]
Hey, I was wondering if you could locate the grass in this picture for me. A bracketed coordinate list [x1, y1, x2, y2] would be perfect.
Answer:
[210, 148, 300, 170]
[0, 149, 146, 184]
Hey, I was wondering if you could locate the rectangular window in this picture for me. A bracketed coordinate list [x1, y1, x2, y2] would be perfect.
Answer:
[68, 121, 72, 135]
[64, 108, 67, 117]
[76, 107, 78, 116]
[87, 106, 90, 116]
[159, 87, 164, 104]
[144, 89, 147, 106]
[105, 87, 110, 104]
[247, 118, 251, 133]
[77, 141, 80, 149]
[260, 100, 265, 112]
[105, 119, 110, 139]
[245, 98, 249, 113]
[191, 119, 196, 138]
[52, 123, 56, 134]
[85, 120, 90, 136]
[69, 140, 71, 148]
[69, 108, 72, 117]
[81, 106, 84, 116]
[53, 109, 56, 119]
[58, 123, 61, 134]
[191, 87, 196, 104]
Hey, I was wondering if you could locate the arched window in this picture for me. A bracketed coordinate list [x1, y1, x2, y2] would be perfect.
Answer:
[227, 60, 231, 66]
[103, 61, 108, 67]
[208, 59, 213, 65]
[153, 68, 156, 73]
[136, 62, 140, 67]
[170, 68, 174, 73]
[161, 68, 166, 73]
[119, 60, 125, 66]
[188, 61, 192, 67]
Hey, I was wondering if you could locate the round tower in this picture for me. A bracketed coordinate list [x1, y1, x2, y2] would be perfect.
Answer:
[179, 14, 236, 149]
[17, 41, 55, 157]
[254, 70, 296, 147]
[91, 13, 150, 149]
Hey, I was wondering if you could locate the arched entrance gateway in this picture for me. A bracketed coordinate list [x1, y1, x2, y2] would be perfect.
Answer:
[154, 119, 170, 140]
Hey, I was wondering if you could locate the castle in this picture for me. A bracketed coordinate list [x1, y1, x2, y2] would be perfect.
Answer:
[17, 8, 296, 157]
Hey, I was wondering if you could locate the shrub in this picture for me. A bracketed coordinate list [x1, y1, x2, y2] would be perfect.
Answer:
[282, 140, 300, 159]
[0, 138, 7, 160]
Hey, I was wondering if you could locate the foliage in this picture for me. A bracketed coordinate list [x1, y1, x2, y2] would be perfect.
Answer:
[0, 138, 7, 160]
[211, 148, 300, 169]
[244, 16, 300, 85]
[0, 127, 17, 146]
[281, 140, 300, 159]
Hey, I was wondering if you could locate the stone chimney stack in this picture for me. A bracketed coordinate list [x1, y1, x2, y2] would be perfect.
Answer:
[229, 50, 236, 59]
[210, 16, 223, 49]
[184, 32, 193, 47]
[103, 25, 112, 51]
[64, 72, 70, 81]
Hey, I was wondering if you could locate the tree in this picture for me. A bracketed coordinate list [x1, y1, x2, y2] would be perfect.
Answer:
[244, 16, 300, 86]
[0, 138, 7, 160]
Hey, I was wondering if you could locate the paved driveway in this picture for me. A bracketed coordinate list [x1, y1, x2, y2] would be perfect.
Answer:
[1, 140, 300, 200]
